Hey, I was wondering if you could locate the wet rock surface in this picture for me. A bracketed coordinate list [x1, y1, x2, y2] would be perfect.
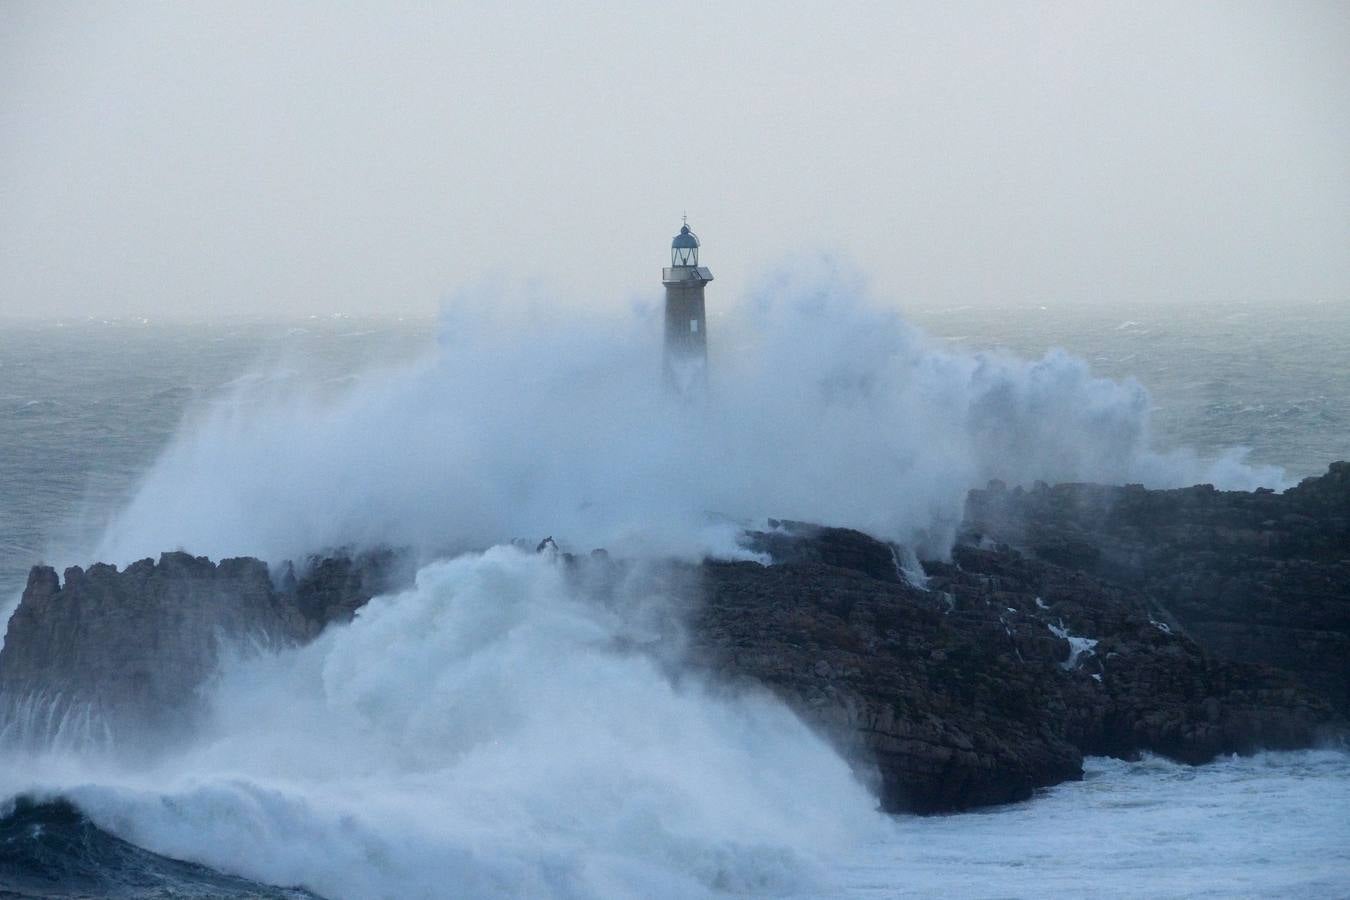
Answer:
[689, 524, 1338, 813]
[0, 549, 410, 751]
[964, 461, 1350, 715]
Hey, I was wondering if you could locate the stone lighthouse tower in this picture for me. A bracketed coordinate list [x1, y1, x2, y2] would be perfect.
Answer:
[662, 220, 714, 396]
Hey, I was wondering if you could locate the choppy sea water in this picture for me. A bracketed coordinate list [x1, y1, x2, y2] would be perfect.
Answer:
[832, 752, 1350, 899]
[0, 317, 429, 597]
[0, 301, 1347, 898]
[3, 751, 1346, 899]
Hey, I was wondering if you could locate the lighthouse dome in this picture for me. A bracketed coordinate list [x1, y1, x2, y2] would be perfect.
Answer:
[672, 224, 699, 249]
[671, 223, 700, 266]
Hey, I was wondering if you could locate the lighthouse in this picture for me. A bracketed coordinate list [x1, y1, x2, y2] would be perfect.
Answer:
[662, 220, 714, 396]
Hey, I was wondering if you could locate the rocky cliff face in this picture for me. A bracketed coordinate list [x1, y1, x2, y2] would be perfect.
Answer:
[686, 523, 1337, 813]
[963, 461, 1350, 715]
[0, 549, 409, 752]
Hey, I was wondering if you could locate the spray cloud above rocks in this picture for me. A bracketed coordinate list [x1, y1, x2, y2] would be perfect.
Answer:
[95, 267, 1283, 569]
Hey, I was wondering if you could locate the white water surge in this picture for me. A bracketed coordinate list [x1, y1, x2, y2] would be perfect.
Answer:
[5, 553, 1347, 899]
[3, 548, 884, 898]
[10, 548, 1343, 898]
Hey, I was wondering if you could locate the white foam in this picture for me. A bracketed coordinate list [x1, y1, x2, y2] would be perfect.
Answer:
[891, 544, 929, 589]
[1048, 621, 1099, 671]
[0, 549, 884, 898]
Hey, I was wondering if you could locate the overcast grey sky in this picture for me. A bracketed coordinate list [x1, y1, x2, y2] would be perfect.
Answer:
[1, 2, 1347, 319]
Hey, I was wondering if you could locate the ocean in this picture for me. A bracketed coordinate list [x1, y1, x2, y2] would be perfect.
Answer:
[0, 317, 429, 598]
[0, 298, 1347, 898]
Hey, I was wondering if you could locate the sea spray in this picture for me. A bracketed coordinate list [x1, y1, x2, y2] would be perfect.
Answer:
[92, 274, 1285, 569]
[1, 548, 884, 899]
[0, 280, 1330, 898]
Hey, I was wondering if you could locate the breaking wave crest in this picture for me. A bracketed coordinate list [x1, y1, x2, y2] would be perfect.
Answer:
[3, 548, 883, 898]
[93, 273, 1284, 567]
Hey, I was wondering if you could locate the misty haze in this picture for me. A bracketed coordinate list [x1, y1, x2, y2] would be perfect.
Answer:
[1, 4, 1347, 899]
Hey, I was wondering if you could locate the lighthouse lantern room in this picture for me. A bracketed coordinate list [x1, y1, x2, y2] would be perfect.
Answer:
[662, 220, 714, 396]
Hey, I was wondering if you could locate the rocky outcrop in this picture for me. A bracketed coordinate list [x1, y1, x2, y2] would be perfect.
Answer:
[685, 525, 1337, 813]
[1, 466, 1345, 813]
[275, 549, 410, 637]
[741, 521, 904, 584]
[963, 461, 1350, 714]
[0, 549, 409, 752]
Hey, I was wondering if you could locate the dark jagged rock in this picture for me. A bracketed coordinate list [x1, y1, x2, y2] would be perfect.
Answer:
[279, 547, 410, 637]
[684, 525, 1337, 813]
[742, 521, 903, 584]
[688, 555, 1082, 812]
[0, 549, 411, 751]
[964, 461, 1350, 714]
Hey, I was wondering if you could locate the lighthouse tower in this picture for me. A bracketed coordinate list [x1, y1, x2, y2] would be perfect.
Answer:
[662, 220, 714, 396]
